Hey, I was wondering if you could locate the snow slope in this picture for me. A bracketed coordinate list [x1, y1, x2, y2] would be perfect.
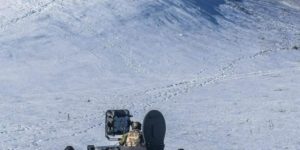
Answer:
[0, 0, 300, 149]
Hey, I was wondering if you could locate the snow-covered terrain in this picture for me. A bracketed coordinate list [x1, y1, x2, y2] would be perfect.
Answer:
[1, 0, 300, 149]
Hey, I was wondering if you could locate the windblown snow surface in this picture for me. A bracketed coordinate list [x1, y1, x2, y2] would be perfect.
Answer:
[1, 0, 300, 149]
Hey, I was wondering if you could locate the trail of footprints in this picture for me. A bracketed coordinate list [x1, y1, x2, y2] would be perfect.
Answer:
[138, 46, 300, 110]
[0, 0, 62, 31]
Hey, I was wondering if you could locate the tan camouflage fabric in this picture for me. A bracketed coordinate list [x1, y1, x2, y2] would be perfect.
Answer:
[125, 130, 142, 147]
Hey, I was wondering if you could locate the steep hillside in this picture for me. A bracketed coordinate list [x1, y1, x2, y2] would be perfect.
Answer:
[0, 0, 300, 149]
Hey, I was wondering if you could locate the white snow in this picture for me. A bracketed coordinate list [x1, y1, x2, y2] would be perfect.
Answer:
[0, 0, 300, 149]
[280, 0, 300, 10]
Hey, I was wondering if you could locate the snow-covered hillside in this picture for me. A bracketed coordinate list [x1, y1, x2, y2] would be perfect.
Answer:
[0, 0, 300, 149]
